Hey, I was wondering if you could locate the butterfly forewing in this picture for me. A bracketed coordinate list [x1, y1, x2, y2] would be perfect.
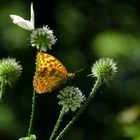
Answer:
[33, 52, 74, 94]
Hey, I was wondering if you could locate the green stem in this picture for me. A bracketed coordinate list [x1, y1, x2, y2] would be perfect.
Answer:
[49, 106, 65, 140]
[0, 82, 5, 100]
[55, 78, 101, 140]
[28, 89, 36, 136]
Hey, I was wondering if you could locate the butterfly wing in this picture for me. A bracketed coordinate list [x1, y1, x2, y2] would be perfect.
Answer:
[33, 52, 69, 94]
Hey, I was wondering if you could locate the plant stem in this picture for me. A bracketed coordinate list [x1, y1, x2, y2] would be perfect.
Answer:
[28, 89, 36, 136]
[55, 78, 101, 140]
[49, 106, 65, 140]
[0, 82, 4, 100]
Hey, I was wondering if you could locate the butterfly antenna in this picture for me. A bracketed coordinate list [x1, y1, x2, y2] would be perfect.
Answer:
[74, 68, 84, 74]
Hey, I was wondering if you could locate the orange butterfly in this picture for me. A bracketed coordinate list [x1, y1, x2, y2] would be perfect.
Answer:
[33, 52, 74, 94]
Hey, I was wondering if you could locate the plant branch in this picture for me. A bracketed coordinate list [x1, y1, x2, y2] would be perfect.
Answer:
[28, 89, 36, 136]
[55, 78, 101, 140]
[49, 106, 65, 140]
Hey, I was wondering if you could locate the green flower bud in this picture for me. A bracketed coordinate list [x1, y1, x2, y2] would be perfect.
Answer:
[91, 58, 117, 82]
[0, 58, 22, 86]
[18, 134, 36, 140]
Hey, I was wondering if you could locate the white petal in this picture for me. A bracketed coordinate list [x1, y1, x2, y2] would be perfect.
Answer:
[10, 15, 34, 31]
[30, 3, 35, 28]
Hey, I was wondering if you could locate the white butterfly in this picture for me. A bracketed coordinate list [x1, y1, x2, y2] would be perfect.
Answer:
[10, 3, 35, 31]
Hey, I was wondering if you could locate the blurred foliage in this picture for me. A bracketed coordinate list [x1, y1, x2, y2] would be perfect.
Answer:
[0, 0, 140, 140]
[0, 1, 30, 52]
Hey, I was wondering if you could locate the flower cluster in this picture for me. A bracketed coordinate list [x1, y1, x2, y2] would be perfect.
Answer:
[57, 86, 85, 113]
[91, 58, 117, 82]
[0, 58, 22, 86]
[30, 26, 57, 52]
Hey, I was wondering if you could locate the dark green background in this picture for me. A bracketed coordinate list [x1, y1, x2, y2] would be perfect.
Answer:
[0, 0, 140, 140]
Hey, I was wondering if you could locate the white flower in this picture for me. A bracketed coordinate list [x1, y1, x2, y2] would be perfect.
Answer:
[58, 86, 85, 113]
[10, 3, 35, 31]
[30, 26, 57, 51]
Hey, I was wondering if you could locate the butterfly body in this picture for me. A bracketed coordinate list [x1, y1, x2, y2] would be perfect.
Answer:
[33, 52, 74, 94]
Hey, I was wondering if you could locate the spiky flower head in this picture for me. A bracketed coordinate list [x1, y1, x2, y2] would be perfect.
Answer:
[30, 25, 57, 52]
[91, 58, 117, 82]
[0, 58, 22, 86]
[18, 134, 36, 140]
[57, 86, 85, 113]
